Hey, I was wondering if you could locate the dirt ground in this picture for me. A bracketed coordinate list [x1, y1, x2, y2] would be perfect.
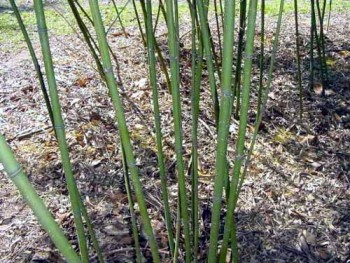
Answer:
[0, 2, 349, 263]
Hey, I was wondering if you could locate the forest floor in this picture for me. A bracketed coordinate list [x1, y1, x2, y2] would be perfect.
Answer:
[0, 1, 349, 262]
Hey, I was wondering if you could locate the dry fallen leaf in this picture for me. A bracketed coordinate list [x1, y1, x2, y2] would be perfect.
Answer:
[75, 76, 91, 87]
[313, 82, 324, 95]
[268, 91, 276, 100]
[325, 89, 335, 96]
[299, 134, 316, 144]
[303, 230, 317, 246]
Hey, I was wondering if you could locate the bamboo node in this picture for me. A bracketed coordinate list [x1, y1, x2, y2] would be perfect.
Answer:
[235, 154, 245, 161]
[128, 162, 137, 168]
[194, 52, 203, 62]
[243, 52, 254, 60]
[222, 91, 233, 98]
[169, 55, 178, 62]
[213, 196, 222, 204]
[181, 218, 190, 224]
[175, 148, 184, 155]
[103, 67, 113, 74]
[8, 165, 22, 179]
[54, 124, 65, 130]
[37, 26, 48, 33]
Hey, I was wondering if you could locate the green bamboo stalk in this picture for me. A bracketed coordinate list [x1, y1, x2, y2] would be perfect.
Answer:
[233, 0, 247, 119]
[9, 0, 54, 133]
[121, 148, 142, 263]
[208, 18, 222, 83]
[326, 0, 332, 31]
[107, 0, 131, 34]
[230, 217, 239, 263]
[219, 0, 224, 26]
[111, 0, 128, 37]
[78, 197, 105, 263]
[153, 2, 162, 32]
[74, 0, 94, 24]
[310, 0, 326, 91]
[222, 1, 284, 261]
[144, 0, 175, 256]
[154, 42, 172, 94]
[257, 0, 265, 114]
[214, 0, 223, 62]
[67, 0, 105, 80]
[132, 0, 147, 46]
[173, 0, 180, 100]
[218, 0, 260, 261]
[191, 52, 202, 263]
[172, 196, 181, 262]
[239, 0, 285, 211]
[196, 0, 220, 126]
[293, 0, 303, 119]
[174, 0, 180, 43]
[164, 0, 191, 261]
[159, 0, 168, 27]
[33, 1, 89, 262]
[203, 0, 222, 83]
[309, 3, 315, 89]
[315, 0, 328, 91]
[320, 0, 327, 24]
[87, 1, 160, 261]
[0, 134, 81, 263]
[207, 0, 237, 259]
[139, 0, 172, 93]
[187, 0, 203, 260]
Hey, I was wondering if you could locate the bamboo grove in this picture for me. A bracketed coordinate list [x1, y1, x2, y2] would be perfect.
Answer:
[1, 0, 332, 262]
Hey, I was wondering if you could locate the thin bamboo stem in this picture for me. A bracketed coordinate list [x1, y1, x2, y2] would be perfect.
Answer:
[9, 0, 54, 134]
[67, 0, 105, 80]
[132, 0, 147, 46]
[257, 0, 265, 114]
[121, 147, 142, 263]
[164, 0, 191, 260]
[196, 0, 220, 126]
[87, 1, 160, 261]
[294, 0, 303, 119]
[310, 5, 315, 89]
[33, 1, 89, 261]
[207, 0, 237, 258]
[315, 0, 328, 91]
[233, 0, 247, 119]
[326, 0, 332, 31]
[187, 0, 203, 261]
[214, 0, 223, 62]
[218, 0, 260, 260]
[111, 0, 128, 37]
[227, 5, 285, 263]
[240, 0, 285, 207]
[144, 0, 175, 256]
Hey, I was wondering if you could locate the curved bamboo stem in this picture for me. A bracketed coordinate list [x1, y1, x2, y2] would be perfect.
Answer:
[0, 134, 81, 263]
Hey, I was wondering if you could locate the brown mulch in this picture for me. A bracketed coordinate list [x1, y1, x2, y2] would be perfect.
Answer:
[0, 3, 349, 262]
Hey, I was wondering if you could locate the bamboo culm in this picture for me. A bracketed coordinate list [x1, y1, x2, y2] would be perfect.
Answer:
[33, 1, 89, 261]
[87, 0, 160, 261]
[0, 134, 81, 263]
